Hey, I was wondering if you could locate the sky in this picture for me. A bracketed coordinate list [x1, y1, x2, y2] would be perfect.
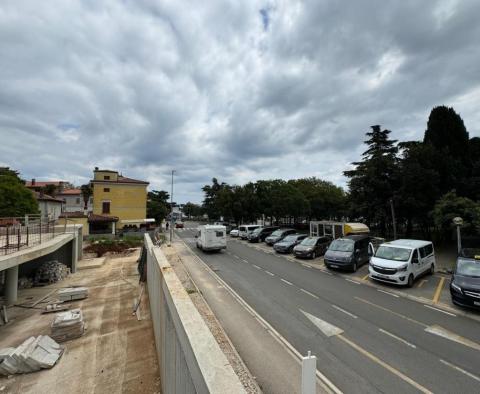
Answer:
[1, 0, 480, 204]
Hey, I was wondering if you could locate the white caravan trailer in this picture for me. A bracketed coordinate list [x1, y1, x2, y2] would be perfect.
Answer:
[196, 225, 227, 252]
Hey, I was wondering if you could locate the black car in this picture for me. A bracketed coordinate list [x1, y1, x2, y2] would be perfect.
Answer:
[248, 226, 279, 243]
[450, 248, 480, 310]
[293, 236, 332, 259]
[324, 235, 373, 272]
[265, 228, 296, 246]
[273, 234, 308, 253]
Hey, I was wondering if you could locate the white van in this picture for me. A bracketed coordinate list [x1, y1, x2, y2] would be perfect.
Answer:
[369, 239, 435, 287]
[238, 225, 260, 240]
[196, 225, 227, 252]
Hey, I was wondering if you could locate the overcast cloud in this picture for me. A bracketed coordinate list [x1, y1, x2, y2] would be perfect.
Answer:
[1, 0, 479, 203]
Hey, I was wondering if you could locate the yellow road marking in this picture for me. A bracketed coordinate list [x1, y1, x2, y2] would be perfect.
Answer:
[355, 297, 427, 328]
[338, 335, 433, 393]
[417, 279, 427, 288]
[433, 277, 445, 304]
[362, 274, 369, 281]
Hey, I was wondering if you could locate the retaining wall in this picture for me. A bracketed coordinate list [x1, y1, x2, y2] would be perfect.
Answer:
[144, 234, 245, 394]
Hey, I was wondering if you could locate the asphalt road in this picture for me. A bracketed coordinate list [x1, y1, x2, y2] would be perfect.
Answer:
[177, 226, 480, 393]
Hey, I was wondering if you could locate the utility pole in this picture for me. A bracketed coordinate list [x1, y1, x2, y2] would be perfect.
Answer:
[169, 170, 175, 246]
[390, 198, 397, 240]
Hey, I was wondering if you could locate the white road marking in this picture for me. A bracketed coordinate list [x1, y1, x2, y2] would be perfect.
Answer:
[332, 305, 358, 319]
[301, 263, 311, 268]
[242, 259, 249, 263]
[265, 270, 275, 276]
[379, 328, 416, 349]
[233, 255, 240, 259]
[300, 288, 319, 299]
[345, 278, 361, 285]
[377, 289, 399, 298]
[252, 264, 261, 270]
[423, 305, 456, 317]
[425, 325, 480, 351]
[439, 359, 480, 383]
[320, 270, 332, 275]
[301, 310, 344, 337]
[281, 278, 293, 286]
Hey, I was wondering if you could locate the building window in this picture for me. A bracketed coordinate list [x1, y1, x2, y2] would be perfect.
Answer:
[104, 175, 110, 180]
[76, 198, 80, 204]
[102, 201, 110, 214]
[104, 188, 110, 192]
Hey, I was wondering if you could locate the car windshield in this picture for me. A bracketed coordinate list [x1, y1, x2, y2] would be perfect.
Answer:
[457, 260, 480, 277]
[375, 246, 411, 262]
[282, 235, 297, 242]
[271, 230, 283, 236]
[251, 228, 262, 235]
[329, 239, 354, 252]
[301, 237, 317, 246]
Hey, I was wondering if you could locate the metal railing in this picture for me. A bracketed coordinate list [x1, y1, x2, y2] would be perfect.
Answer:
[0, 216, 61, 256]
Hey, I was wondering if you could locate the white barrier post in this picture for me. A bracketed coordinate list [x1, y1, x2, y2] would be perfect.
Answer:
[302, 350, 317, 394]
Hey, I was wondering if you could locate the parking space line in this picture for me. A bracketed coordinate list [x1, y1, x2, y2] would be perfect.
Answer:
[361, 274, 369, 281]
[265, 270, 275, 276]
[417, 279, 427, 288]
[252, 264, 261, 270]
[233, 255, 240, 259]
[439, 359, 480, 383]
[424, 305, 456, 317]
[320, 270, 332, 275]
[301, 263, 311, 268]
[332, 305, 358, 319]
[432, 277, 445, 304]
[377, 289, 399, 298]
[300, 288, 319, 299]
[345, 279, 361, 285]
[281, 278, 293, 286]
[242, 259, 249, 264]
[379, 328, 416, 349]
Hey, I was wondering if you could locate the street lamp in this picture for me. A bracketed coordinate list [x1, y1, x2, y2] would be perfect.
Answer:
[452, 216, 463, 255]
[168, 170, 175, 246]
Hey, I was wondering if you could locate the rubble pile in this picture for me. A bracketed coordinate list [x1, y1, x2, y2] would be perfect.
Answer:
[34, 261, 70, 285]
[51, 309, 85, 342]
[18, 276, 33, 289]
[0, 336, 64, 376]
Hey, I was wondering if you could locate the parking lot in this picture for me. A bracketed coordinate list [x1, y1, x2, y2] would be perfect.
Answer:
[229, 235, 479, 320]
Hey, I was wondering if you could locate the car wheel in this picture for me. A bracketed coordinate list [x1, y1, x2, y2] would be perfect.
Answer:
[429, 264, 435, 275]
[407, 274, 414, 288]
[311, 252, 316, 259]
[352, 262, 357, 272]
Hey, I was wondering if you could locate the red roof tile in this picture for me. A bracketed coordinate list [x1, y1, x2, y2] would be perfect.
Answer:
[34, 192, 64, 203]
[57, 189, 81, 195]
[88, 213, 119, 223]
[60, 211, 87, 218]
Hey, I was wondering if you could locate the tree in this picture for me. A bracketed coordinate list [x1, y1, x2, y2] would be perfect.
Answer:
[41, 184, 58, 197]
[147, 190, 170, 224]
[80, 184, 92, 210]
[0, 167, 39, 217]
[432, 191, 480, 240]
[423, 106, 470, 195]
[344, 125, 398, 235]
[183, 202, 203, 218]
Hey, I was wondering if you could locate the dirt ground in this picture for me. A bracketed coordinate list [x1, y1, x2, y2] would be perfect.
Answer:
[0, 250, 160, 394]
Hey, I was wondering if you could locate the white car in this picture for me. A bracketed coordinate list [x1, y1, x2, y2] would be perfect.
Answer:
[369, 239, 435, 287]
[229, 229, 239, 237]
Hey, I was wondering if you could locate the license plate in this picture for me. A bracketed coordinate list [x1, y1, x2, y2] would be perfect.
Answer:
[474, 301, 480, 306]
[376, 273, 389, 279]
[330, 265, 338, 269]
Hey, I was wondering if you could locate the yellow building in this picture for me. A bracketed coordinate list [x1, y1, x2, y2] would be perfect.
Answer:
[90, 168, 149, 233]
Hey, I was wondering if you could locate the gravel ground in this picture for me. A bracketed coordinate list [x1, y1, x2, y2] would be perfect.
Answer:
[162, 244, 261, 394]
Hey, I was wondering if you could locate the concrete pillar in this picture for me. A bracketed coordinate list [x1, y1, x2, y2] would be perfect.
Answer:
[5, 265, 19, 305]
[71, 234, 78, 274]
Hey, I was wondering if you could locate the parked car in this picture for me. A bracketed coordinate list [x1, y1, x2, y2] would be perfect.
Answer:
[175, 221, 184, 228]
[293, 236, 332, 259]
[450, 248, 480, 309]
[324, 235, 373, 272]
[248, 226, 279, 243]
[196, 225, 227, 252]
[229, 229, 239, 237]
[238, 225, 261, 240]
[273, 234, 308, 253]
[265, 228, 296, 246]
[369, 239, 435, 287]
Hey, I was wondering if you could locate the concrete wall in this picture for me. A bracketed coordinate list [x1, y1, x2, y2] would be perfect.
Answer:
[144, 234, 245, 394]
[58, 217, 89, 237]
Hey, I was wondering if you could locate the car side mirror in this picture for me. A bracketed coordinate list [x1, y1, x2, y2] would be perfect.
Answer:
[355, 249, 360, 254]
[194, 235, 198, 238]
